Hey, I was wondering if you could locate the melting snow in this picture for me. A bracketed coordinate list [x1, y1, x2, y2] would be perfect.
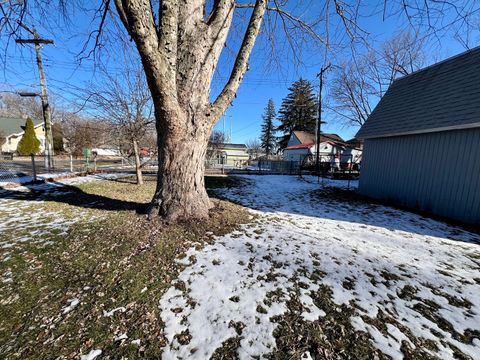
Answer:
[159, 175, 480, 359]
[115, 333, 128, 341]
[80, 349, 102, 360]
[0, 173, 130, 255]
[62, 298, 80, 314]
[103, 307, 126, 317]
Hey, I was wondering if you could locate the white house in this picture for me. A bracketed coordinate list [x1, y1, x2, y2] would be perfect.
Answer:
[340, 138, 363, 170]
[0, 117, 46, 154]
[207, 143, 249, 167]
[282, 130, 346, 168]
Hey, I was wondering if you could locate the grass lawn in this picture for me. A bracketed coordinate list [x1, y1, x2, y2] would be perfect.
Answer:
[0, 175, 251, 359]
[1, 174, 479, 359]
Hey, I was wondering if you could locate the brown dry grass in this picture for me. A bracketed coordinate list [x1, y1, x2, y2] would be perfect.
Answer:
[0, 175, 251, 359]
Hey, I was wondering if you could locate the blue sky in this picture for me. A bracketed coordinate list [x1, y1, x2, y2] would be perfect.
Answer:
[0, 1, 478, 144]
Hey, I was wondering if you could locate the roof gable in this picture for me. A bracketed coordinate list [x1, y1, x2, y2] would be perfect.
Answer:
[292, 131, 315, 144]
[290, 131, 344, 146]
[0, 117, 43, 137]
[356, 46, 480, 139]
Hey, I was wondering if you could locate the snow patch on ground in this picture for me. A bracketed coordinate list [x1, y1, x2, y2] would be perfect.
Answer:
[159, 175, 480, 359]
[115, 333, 128, 342]
[0, 172, 132, 290]
[0, 171, 130, 188]
[0, 172, 75, 187]
[80, 349, 102, 360]
[62, 298, 80, 314]
[0, 173, 130, 253]
[103, 307, 126, 317]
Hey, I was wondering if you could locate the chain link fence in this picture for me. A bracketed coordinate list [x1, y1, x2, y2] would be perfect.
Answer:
[0, 157, 22, 183]
[1, 151, 357, 185]
[255, 160, 301, 174]
[298, 154, 360, 179]
[0, 154, 45, 184]
[221, 155, 360, 178]
[0, 154, 159, 185]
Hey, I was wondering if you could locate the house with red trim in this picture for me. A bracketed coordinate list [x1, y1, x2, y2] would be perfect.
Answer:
[282, 130, 346, 166]
[340, 138, 363, 170]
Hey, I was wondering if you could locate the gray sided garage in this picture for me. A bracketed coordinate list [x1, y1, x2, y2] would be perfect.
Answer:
[356, 47, 480, 225]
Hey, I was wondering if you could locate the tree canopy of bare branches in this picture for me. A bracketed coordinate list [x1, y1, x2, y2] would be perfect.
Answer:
[60, 113, 110, 157]
[329, 32, 426, 127]
[247, 138, 262, 160]
[83, 59, 154, 185]
[206, 130, 226, 162]
[0, 93, 44, 121]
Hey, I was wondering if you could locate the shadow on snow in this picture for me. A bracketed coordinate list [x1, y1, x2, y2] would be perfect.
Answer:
[213, 175, 480, 245]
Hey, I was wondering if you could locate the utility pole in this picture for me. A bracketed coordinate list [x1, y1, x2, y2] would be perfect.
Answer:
[315, 64, 331, 183]
[16, 24, 55, 171]
[223, 115, 226, 143]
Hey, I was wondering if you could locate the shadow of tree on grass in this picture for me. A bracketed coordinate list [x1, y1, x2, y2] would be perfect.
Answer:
[0, 175, 245, 215]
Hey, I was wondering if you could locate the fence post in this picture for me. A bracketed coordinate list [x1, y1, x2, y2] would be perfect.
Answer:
[70, 154, 73, 172]
[347, 154, 351, 190]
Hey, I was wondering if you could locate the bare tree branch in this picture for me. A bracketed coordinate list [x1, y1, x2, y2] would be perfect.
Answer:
[212, 0, 267, 119]
[329, 31, 425, 128]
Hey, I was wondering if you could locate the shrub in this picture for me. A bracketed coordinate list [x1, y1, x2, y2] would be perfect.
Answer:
[17, 117, 41, 155]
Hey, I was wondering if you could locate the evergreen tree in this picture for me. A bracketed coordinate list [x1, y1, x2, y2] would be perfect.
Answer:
[277, 78, 318, 149]
[17, 117, 41, 181]
[260, 99, 276, 156]
[17, 118, 41, 155]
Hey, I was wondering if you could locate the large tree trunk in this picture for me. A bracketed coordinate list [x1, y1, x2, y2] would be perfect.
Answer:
[132, 138, 144, 185]
[148, 120, 211, 222]
[114, 0, 267, 221]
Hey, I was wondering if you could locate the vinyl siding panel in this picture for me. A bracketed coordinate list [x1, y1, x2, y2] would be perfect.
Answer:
[283, 148, 310, 162]
[359, 128, 480, 224]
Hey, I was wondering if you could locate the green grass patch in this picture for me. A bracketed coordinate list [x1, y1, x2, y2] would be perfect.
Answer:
[0, 175, 251, 359]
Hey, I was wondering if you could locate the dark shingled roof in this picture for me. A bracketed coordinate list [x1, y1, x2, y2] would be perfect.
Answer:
[0, 117, 43, 136]
[292, 130, 345, 144]
[356, 46, 480, 139]
[217, 143, 247, 149]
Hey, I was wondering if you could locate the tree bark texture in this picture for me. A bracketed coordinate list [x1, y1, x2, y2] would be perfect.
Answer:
[132, 138, 144, 185]
[150, 120, 211, 221]
[31, 154, 37, 182]
[114, 0, 268, 220]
